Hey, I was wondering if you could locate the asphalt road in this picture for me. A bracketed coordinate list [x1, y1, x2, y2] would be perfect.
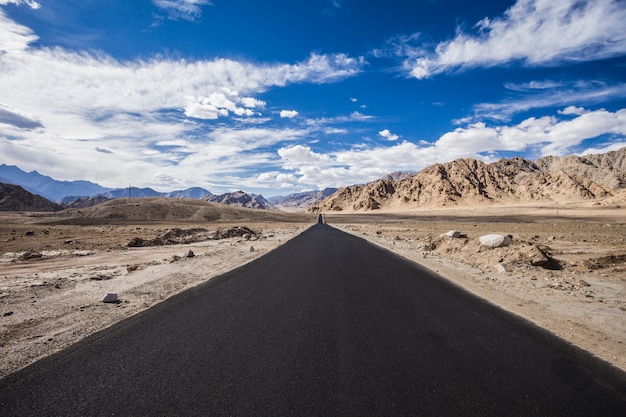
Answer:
[1, 223, 625, 416]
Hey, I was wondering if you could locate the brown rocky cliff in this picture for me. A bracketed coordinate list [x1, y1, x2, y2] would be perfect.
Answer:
[311, 147, 625, 212]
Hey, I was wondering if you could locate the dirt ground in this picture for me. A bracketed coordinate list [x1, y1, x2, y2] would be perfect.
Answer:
[1, 203, 625, 378]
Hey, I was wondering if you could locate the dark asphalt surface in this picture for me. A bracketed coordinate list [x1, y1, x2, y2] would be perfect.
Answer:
[1, 223, 625, 416]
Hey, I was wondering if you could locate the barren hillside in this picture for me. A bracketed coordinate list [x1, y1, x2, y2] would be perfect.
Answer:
[312, 148, 625, 212]
[54, 197, 310, 224]
[0, 183, 63, 212]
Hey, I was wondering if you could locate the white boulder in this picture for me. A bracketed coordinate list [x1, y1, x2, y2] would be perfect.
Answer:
[479, 234, 512, 249]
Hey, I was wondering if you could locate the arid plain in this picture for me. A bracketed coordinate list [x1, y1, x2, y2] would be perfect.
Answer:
[1, 198, 625, 378]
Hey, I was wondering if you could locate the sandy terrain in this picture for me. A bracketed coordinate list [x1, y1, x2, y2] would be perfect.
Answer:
[1, 203, 625, 378]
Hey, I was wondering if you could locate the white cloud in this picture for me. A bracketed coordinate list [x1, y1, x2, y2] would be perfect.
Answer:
[278, 145, 330, 169]
[0, 0, 40, 9]
[184, 92, 262, 120]
[378, 129, 399, 141]
[404, 0, 626, 79]
[152, 0, 212, 21]
[241, 97, 266, 108]
[473, 81, 626, 121]
[280, 110, 299, 119]
[435, 108, 626, 157]
[558, 106, 587, 116]
[0, 10, 37, 52]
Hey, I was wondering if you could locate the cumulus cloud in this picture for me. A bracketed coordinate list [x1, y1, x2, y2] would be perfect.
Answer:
[152, 0, 211, 21]
[435, 108, 626, 157]
[558, 106, 587, 116]
[404, 0, 626, 79]
[280, 110, 299, 119]
[378, 129, 399, 141]
[184, 92, 263, 120]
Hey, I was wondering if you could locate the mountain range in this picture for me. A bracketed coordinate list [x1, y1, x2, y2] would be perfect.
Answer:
[3, 147, 625, 213]
[267, 188, 338, 212]
[311, 147, 626, 212]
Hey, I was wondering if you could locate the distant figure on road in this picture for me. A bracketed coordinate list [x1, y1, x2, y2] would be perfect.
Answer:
[317, 214, 324, 224]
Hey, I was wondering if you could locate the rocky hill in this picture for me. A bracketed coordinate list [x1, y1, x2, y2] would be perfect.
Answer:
[204, 191, 271, 210]
[61, 196, 112, 209]
[311, 147, 625, 212]
[0, 183, 63, 212]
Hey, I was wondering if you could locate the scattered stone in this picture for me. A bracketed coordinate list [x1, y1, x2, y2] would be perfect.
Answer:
[127, 237, 144, 247]
[3, 311, 13, 317]
[495, 263, 507, 273]
[441, 230, 461, 238]
[170, 255, 181, 263]
[25, 230, 35, 236]
[89, 275, 110, 281]
[101, 292, 118, 303]
[19, 250, 43, 261]
[526, 246, 550, 267]
[578, 279, 591, 287]
[250, 246, 255, 252]
[186, 250, 195, 258]
[479, 234, 512, 249]
[127, 264, 140, 272]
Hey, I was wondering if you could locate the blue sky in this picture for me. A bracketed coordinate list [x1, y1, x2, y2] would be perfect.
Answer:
[1, 0, 625, 196]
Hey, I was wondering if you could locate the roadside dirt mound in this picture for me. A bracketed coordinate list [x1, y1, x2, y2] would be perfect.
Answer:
[127, 226, 261, 247]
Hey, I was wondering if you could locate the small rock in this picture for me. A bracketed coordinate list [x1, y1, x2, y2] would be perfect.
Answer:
[250, 246, 255, 252]
[441, 230, 461, 238]
[25, 230, 35, 236]
[170, 255, 181, 263]
[495, 263, 507, 273]
[578, 279, 591, 287]
[3, 311, 13, 317]
[101, 292, 118, 303]
[526, 246, 550, 267]
[186, 250, 195, 258]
